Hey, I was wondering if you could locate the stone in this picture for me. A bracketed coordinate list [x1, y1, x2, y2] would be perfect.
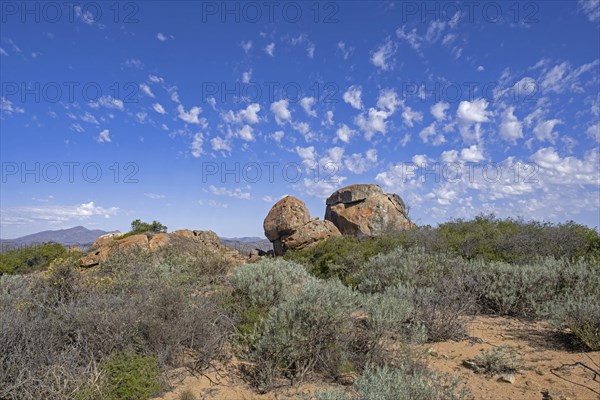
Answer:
[263, 196, 311, 242]
[149, 233, 170, 251]
[325, 183, 384, 205]
[282, 219, 341, 252]
[325, 189, 413, 237]
[498, 374, 515, 384]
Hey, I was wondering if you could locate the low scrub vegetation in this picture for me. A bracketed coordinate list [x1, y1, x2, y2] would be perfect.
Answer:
[0, 242, 71, 275]
[1, 215, 598, 399]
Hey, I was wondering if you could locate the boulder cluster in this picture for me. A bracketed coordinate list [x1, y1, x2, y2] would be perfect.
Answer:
[80, 229, 245, 267]
[264, 184, 414, 255]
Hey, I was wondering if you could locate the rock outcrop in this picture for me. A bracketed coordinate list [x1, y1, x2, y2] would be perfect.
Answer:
[80, 230, 246, 267]
[325, 184, 413, 237]
[263, 196, 341, 255]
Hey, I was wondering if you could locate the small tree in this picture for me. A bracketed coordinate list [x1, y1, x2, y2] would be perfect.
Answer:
[129, 219, 167, 234]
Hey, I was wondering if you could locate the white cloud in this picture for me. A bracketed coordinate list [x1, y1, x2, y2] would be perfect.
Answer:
[262, 195, 274, 203]
[242, 69, 252, 83]
[376, 89, 401, 114]
[441, 149, 459, 163]
[144, 193, 166, 199]
[89, 96, 124, 111]
[344, 149, 378, 174]
[272, 131, 285, 143]
[338, 41, 354, 59]
[271, 99, 291, 125]
[587, 122, 600, 142]
[177, 104, 202, 124]
[300, 97, 317, 117]
[211, 136, 231, 152]
[370, 39, 396, 71]
[355, 108, 389, 140]
[125, 58, 143, 69]
[81, 112, 99, 125]
[149, 75, 163, 83]
[70, 123, 85, 133]
[431, 101, 450, 121]
[264, 42, 275, 56]
[156, 32, 168, 41]
[499, 106, 523, 144]
[0, 97, 25, 115]
[191, 133, 203, 157]
[136, 112, 147, 123]
[241, 40, 253, 54]
[209, 185, 251, 199]
[1, 202, 120, 226]
[223, 103, 261, 125]
[153, 103, 166, 114]
[96, 129, 111, 143]
[0, 48, 8, 56]
[533, 119, 562, 142]
[456, 99, 491, 142]
[401, 106, 423, 127]
[419, 123, 445, 145]
[237, 124, 255, 141]
[457, 99, 491, 123]
[140, 83, 155, 98]
[323, 110, 334, 126]
[396, 26, 423, 52]
[477, 65, 485, 72]
[579, 0, 600, 22]
[336, 124, 355, 144]
[460, 145, 485, 162]
[343, 85, 363, 110]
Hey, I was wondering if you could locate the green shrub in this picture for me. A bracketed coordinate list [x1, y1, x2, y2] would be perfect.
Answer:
[0, 242, 68, 275]
[476, 258, 600, 317]
[231, 258, 314, 309]
[471, 346, 523, 375]
[353, 363, 468, 400]
[284, 235, 406, 284]
[250, 279, 362, 389]
[548, 295, 600, 351]
[99, 351, 162, 400]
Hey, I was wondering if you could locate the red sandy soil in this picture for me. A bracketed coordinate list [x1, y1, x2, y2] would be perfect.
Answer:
[154, 316, 600, 400]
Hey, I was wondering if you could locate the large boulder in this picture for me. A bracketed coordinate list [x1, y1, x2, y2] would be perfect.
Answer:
[263, 196, 311, 242]
[263, 196, 339, 255]
[80, 230, 246, 267]
[325, 184, 413, 237]
[282, 219, 341, 252]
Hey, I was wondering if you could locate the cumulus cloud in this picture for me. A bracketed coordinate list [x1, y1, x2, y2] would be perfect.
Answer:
[153, 103, 166, 114]
[460, 144, 485, 162]
[355, 108, 389, 140]
[344, 149, 378, 174]
[97, 129, 111, 143]
[210, 136, 231, 152]
[499, 106, 523, 144]
[177, 105, 202, 124]
[264, 42, 275, 56]
[300, 97, 317, 117]
[336, 124, 356, 144]
[0, 202, 120, 226]
[271, 99, 291, 125]
[431, 101, 450, 121]
[209, 185, 251, 200]
[88, 96, 124, 111]
[222, 103, 261, 125]
[191, 133, 203, 157]
[343, 85, 363, 110]
[370, 39, 396, 71]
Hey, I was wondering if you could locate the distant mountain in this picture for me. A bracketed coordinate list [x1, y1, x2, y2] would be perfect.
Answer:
[219, 236, 272, 254]
[0, 226, 118, 251]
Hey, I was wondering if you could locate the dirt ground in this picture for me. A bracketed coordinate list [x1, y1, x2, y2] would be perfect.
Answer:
[154, 316, 600, 400]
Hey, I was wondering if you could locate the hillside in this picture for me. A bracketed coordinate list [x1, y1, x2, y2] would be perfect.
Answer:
[0, 226, 117, 251]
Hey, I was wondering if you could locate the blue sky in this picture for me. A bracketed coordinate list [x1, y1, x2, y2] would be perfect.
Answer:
[1, 0, 599, 238]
